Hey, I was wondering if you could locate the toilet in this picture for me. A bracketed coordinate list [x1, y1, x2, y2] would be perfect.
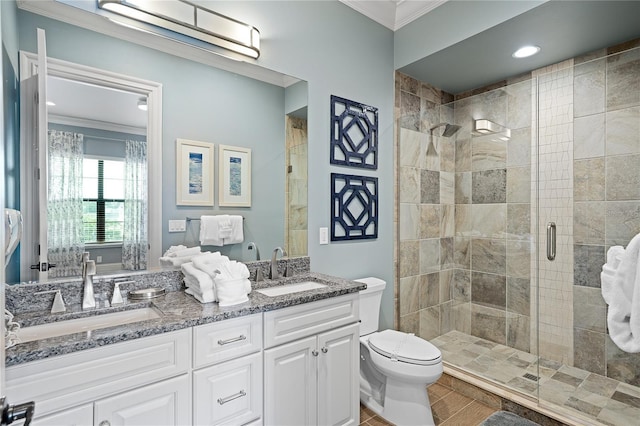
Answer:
[356, 277, 443, 426]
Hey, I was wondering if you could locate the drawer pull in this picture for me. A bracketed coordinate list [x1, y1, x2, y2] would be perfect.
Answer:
[217, 335, 247, 346]
[217, 390, 246, 405]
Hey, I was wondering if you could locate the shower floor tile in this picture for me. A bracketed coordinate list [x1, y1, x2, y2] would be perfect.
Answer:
[432, 331, 640, 426]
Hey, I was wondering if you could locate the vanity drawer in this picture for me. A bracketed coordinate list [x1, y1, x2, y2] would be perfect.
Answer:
[263, 294, 359, 348]
[5, 329, 190, 418]
[193, 352, 262, 426]
[193, 313, 262, 368]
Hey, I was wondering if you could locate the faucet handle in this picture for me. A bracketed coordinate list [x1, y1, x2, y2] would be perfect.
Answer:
[111, 283, 124, 305]
[35, 289, 66, 314]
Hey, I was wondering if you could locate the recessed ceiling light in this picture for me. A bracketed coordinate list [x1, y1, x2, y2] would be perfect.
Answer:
[46, 101, 56, 106]
[512, 45, 540, 58]
[137, 98, 148, 111]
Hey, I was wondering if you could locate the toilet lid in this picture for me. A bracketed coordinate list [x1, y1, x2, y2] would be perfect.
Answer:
[368, 329, 442, 366]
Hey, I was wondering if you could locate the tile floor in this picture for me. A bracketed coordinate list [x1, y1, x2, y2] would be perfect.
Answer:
[359, 376, 498, 426]
[432, 330, 640, 426]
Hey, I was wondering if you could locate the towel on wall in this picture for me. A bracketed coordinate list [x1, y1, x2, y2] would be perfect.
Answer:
[601, 233, 640, 353]
[199, 215, 244, 246]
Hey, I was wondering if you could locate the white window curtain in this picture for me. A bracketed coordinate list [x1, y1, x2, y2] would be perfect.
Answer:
[47, 130, 85, 278]
[122, 139, 148, 270]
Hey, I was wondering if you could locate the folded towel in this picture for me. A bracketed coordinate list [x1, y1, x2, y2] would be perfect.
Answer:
[200, 215, 226, 246]
[218, 215, 232, 239]
[159, 255, 196, 269]
[168, 246, 202, 258]
[601, 233, 640, 352]
[163, 245, 187, 257]
[224, 215, 244, 245]
[185, 286, 216, 304]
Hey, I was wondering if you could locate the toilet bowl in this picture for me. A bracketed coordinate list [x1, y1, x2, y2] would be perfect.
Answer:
[356, 277, 443, 426]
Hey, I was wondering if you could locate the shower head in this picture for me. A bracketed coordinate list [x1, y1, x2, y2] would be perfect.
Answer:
[429, 122, 461, 137]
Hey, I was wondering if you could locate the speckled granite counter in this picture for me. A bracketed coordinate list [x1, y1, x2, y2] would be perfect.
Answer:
[5, 271, 366, 367]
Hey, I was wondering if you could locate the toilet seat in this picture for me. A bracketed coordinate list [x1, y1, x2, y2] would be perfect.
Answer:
[368, 329, 441, 366]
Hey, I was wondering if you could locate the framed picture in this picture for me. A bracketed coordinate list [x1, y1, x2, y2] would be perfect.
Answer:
[218, 144, 251, 207]
[176, 139, 214, 206]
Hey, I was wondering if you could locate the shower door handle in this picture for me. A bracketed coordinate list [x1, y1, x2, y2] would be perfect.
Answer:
[547, 222, 556, 261]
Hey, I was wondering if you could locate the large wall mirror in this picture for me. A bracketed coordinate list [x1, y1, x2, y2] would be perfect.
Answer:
[9, 17, 308, 285]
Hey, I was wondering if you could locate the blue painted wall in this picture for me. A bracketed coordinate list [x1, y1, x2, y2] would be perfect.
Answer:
[15, 1, 396, 329]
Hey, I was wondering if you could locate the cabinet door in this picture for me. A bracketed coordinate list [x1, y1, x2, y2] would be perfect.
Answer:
[32, 404, 93, 426]
[317, 323, 359, 426]
[264, 336, 317, 426]
[94, 375, 191, 426]
[194, 352, 262, 425]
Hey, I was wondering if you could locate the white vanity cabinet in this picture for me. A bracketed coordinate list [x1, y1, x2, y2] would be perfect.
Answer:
[263, 294, 360, 426]
[6, 329, 192, 426]
[192, 313, 263, 426]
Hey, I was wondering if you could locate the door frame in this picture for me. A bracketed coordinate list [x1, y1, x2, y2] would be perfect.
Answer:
[18, 51, 163, 282]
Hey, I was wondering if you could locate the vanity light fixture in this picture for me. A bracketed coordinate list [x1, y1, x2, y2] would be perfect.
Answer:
[137, 98, 148, 111]
[512, 45, 540, 58]
[97, 0, 260, 59]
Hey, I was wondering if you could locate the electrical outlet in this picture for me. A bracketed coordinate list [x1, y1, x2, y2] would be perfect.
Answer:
[168, 219, 186, 232]
[319, 227, 329, 245]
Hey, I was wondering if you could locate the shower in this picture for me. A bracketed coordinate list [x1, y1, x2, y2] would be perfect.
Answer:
[429, 122, 461, 137]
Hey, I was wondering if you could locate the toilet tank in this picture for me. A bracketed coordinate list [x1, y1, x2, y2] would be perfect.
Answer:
[355, 277, 386, 336]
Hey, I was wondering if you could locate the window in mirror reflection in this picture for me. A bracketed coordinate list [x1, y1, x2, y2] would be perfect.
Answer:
[82, 157, 125, 244]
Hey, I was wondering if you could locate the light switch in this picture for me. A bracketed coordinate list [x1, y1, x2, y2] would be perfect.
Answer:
[168, 219, 186, 232]
[319, 227, 329, 245]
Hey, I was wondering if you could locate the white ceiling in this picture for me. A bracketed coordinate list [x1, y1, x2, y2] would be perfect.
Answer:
[339, 0, 448, 31]
[47, 76, 147, 133]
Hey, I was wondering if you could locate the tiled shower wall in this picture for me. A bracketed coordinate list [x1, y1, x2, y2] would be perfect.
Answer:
[285, 116, 308, 257]
[396, 73, 533, 352]
[570, 46, 640, 385]
[395, 42, 640, 387]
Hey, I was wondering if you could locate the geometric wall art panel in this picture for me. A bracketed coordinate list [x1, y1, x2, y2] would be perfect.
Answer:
[330, 95, 378, 169]
[331, 173, 378, 241]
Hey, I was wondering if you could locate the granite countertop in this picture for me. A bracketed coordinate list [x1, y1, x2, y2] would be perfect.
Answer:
[5, 272, 366, 367]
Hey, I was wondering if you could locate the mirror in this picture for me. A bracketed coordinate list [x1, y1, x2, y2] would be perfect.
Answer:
[9, 25, 308, 284]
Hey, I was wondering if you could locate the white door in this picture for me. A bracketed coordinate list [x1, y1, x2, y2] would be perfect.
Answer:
[94, 375, 191, 426]
[35, 28, 50, 281]
[19, 28, 50, 282]
[264, 336, 317, 426]
[317, 323, 359, 426]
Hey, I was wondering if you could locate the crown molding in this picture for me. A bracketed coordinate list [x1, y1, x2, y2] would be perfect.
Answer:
[340, 0, 448, 31]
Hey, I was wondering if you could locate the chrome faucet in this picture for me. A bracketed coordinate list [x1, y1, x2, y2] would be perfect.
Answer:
[270, 247, 287, 279]
[82, 254, 96, 310]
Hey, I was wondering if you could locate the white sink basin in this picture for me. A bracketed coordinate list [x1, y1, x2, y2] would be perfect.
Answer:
[17, 307, 161, 343]
[256, 281, 327, 297]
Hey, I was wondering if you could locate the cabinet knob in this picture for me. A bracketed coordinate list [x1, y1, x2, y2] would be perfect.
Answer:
[312, 350, 319, 356]
[321, 347, 328, 353]
[99, 421, 111, 426]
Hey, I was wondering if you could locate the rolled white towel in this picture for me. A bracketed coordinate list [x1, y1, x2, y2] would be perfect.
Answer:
[168, 246, 202, 258]
[192, 252, 229, 280]
[216, 260, 251, 294]
[215, 277, 249, 306]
